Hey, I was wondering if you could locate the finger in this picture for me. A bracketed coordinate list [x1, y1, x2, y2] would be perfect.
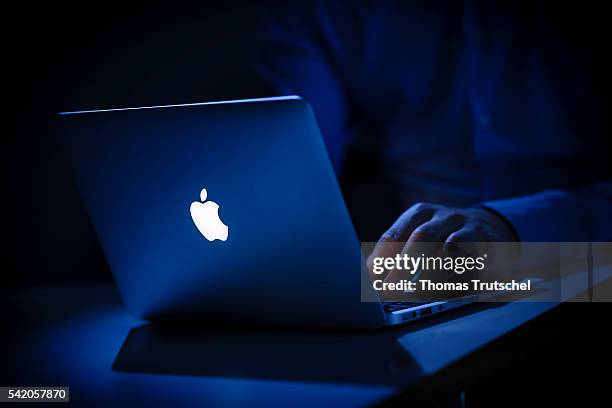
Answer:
[393, 214, 464, 283]
[401, 213, 465, 260]
[367, 203, 436, 275]
[444, 226, 488, 281]
[445, 224, 488, 246]
[407, 212, 465, 243]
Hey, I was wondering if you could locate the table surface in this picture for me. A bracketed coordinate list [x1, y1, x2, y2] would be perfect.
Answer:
[2, 284, 560, 407]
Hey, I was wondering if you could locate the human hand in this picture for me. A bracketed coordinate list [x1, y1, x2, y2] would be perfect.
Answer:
[367, 202, 517, 276]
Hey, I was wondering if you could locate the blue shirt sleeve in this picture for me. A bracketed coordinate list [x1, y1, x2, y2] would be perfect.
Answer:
[482, 181, 612, 242]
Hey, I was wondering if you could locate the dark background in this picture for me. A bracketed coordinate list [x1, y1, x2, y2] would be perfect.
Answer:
[5, 0, 272, 288]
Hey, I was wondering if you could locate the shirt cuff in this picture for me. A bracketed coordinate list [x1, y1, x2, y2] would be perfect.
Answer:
[481, 190, 584, 242]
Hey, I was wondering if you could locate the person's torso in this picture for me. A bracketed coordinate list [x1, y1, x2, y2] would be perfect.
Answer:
[317, 0, 610, 206]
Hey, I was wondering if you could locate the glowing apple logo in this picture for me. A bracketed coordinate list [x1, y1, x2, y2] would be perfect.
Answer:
[189, 188, 229, 241]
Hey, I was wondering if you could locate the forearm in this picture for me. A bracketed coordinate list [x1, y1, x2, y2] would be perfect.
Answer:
[482, 180, 612, 242]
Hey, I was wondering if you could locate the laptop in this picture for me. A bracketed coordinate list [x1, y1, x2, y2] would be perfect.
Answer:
[58, 95, 469, 328]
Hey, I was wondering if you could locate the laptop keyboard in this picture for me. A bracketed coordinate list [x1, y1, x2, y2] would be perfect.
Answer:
[382, 301, 424, 313]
